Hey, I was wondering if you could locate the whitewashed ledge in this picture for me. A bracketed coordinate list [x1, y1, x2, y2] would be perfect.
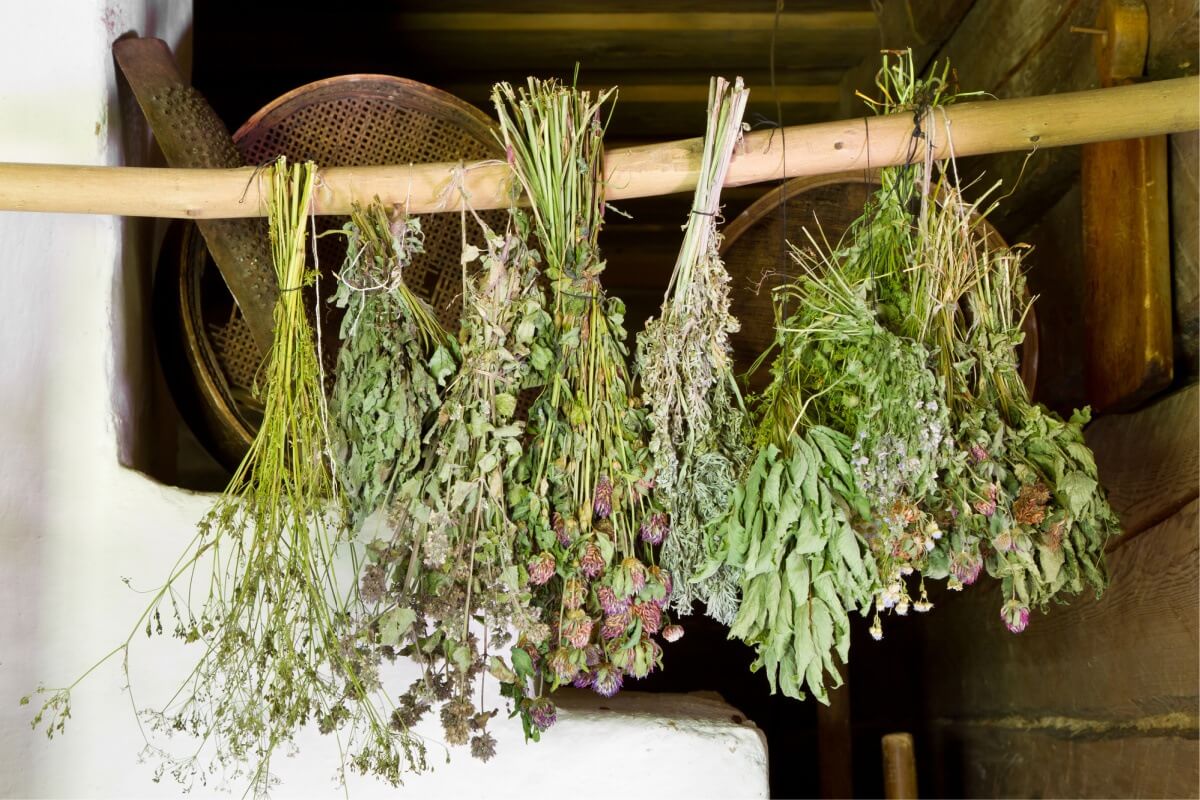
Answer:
[395, 690, 770, 800]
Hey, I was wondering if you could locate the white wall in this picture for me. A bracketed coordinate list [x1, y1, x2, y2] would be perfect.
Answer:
[0, 3, 768, 797]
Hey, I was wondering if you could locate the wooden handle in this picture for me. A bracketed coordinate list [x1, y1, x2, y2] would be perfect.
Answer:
[882, 732, 919, 799]
[0, 77, 1196, 219]
[113, 37, 277, 355]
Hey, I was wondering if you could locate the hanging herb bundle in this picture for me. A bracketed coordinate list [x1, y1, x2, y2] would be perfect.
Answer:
[859, 53, 1121, 633]
[635, 76, 754, 626]
[703, 258, 894, 702]
[330, 203, 456, 533]
[494, 78, 674, 723]
[353, 205, 552, 760]
[26, 159, 426, 791]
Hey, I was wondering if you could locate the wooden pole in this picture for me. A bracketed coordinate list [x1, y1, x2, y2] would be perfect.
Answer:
[882, 732, 919, 799]
[0, 76, 1195, 219]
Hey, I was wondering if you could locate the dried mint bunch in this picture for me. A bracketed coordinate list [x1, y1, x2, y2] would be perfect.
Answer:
[330, 203, 456, 533]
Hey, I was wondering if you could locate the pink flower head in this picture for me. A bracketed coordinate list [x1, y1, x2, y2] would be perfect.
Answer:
[547, 647, 579, 683]
[639, 512, 670, 545]
[616, 557, 647, 599]
[632, 601, 663, 634]
[528, 552, 557, 586]
[647, 565, 673, 607]
[1002, 600, 1030, 634]
[562, 609, 594, 649]
[529, 697, 557, 731]
[662, 624, 684, 643]
[572, 670, 594, 689]
[601, 612, 630, 641]
[970, 445, 989, 463]
[563, 578, 586, 610]
[952, 553, 983, 586]
[580, 542, 605, 579]
[553, 512, 572, 547]
[597, 585, 629, 615]
[590, 663, 624, 698]
[593, 475, 613, 519]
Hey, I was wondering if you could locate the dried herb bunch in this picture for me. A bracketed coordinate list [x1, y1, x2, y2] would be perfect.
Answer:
[494, 78, 674, 721]
[635, 77, 754, 626]
[860, 52, 1120, 633]
[26, 159, 426, 792]
[331, 203, 456, 533]
[354, 205, 551, 761]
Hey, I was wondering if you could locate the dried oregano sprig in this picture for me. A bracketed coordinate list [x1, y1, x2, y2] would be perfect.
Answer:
[494, 79, 674, 722]
[25, 159, 426, 792]
[354, 206, 552, 760]
[331, 203, 456, 533]
[636, 76, 753, 625]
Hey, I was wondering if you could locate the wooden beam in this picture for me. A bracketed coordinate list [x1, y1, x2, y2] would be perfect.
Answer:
[395, 11, 877, 32]
[0, 77, 1195, 219]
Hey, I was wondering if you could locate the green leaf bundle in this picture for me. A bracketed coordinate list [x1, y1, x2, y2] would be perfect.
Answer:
[356, 207, 552, 760]
[331, 203, 455, 532]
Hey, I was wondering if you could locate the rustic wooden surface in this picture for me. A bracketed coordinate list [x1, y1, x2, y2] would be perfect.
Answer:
[1082, 133, 1174, 411]
[1086, 383, 1200, 538]
[881, 732, 920, 799]
[922, 499, 1199, 797]
[1170, 130, 1200, 374]
[1019, 184, 1088, 413]
[1081, 1, 1174, 412]
[1146, 0, 1200, 78]
[919, 380, 1200, 798]
[932, 0, 1105, 235]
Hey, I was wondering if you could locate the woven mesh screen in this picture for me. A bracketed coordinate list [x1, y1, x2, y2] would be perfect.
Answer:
[206, 76, 504, 398]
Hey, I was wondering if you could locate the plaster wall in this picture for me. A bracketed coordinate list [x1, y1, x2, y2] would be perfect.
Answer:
[0, 3, 768, 797]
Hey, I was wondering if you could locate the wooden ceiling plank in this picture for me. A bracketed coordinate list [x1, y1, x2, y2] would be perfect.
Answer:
[396, 11, 878, 33]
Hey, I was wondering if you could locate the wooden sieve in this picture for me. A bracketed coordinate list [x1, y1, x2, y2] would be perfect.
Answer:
[156, 76, 504, 471]
[719, 172, 1039, 395]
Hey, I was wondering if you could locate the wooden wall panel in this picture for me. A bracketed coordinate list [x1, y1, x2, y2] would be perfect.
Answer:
[922, 500, 1199, 797]
[1170, 131, 1200, 375]
[1087, 383, 1200, 538]
[918, 383, 1200, 798]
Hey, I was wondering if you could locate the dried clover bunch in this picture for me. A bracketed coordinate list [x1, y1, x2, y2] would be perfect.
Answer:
[862, 52, 1120, 634]
[636, 76, 754, 625]
[494, 78, 675, 723]
[353, 205, 552, 761]
[26, 160, 427, 793]
[331, 203, 457, 533]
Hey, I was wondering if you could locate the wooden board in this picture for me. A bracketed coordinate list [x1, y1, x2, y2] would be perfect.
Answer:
[1170, 131, 1200, 374]
[1082, 132, 1174, 412]
[927, 726, 1199, 798]
[1018, 184, 1088, 413]
[1146, 0, 1200, 78]
[920, 500, 1200, 797]
[1086, 383, 1200, 538]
